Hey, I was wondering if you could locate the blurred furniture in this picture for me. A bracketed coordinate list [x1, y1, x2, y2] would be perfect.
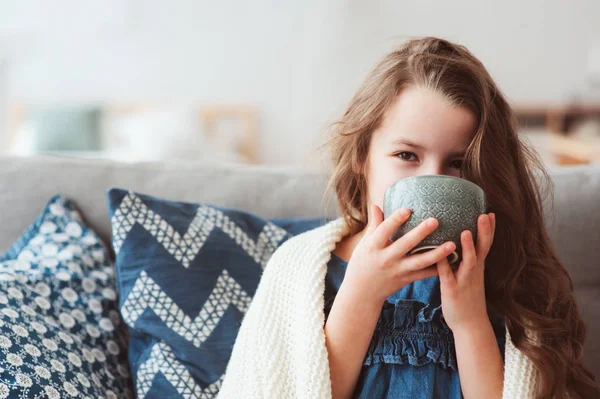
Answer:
[515, 104, 600, 134]
[548, 133, 600, 165]
[7, 102, 260, 163]
[515, 104, 600, 165]
[200, 105, 259, 164]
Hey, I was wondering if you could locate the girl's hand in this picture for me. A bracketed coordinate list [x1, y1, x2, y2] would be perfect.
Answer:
[341, 204, 458, 306]
[436, 213, 496, 333]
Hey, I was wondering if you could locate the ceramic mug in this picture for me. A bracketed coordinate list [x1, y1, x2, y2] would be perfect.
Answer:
[382, 175, 487, 264]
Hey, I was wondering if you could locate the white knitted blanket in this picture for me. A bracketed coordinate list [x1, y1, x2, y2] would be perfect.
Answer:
[217, 217, 539, 398]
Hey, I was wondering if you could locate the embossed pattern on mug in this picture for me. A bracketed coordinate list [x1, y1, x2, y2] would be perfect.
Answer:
[383, 175, 486, 263]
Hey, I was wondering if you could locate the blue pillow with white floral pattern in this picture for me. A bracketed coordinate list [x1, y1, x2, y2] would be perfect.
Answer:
[107, 189, 329, 399]
[0, 196, 133, 399]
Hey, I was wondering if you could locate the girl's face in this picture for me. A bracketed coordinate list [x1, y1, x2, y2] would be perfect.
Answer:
[365, 85, 478, 213]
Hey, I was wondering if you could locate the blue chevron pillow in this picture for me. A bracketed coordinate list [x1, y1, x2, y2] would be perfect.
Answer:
[0, 196, 132, 398]
[107, 189, 329, 399]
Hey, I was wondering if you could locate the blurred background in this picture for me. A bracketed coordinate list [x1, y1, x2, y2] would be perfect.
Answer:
[0, 0, 599, 168]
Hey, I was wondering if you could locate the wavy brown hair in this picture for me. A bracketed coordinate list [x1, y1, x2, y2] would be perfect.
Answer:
[320, 37, 599, 398]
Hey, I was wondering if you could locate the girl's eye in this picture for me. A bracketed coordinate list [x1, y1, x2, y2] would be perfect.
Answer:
[397, 152, 418, 161]
[450, 160, 464, 169]
[396, 152, 464, 170]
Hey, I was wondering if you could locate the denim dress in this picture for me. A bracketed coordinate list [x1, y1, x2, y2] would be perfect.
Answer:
[324, 252, 506, 398]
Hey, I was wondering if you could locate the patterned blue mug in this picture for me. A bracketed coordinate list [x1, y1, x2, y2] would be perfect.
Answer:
[383, 175, 487, 264]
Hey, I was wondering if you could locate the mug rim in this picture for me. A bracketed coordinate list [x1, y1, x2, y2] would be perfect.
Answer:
[388, 174, 484, 194]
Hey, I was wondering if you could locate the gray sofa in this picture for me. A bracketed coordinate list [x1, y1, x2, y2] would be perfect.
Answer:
[0, 155, 598, 380]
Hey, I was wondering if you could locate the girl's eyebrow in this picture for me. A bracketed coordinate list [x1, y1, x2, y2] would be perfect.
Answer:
[392, 138, 466, 157]
[392, 138, 424, 149]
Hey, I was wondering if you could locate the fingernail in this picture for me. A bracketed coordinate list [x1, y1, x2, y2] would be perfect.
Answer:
[397, 208, 409, 217]
[427, 218, 438, 227]
[445, 242, 455, 251]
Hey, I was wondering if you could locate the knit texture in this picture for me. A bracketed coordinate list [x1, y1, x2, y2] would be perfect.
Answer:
[217, 217, 539, 399]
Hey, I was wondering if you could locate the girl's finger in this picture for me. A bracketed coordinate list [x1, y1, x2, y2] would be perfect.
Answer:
[371, 206, 412, 248]
[475, 214, 494, 260]
[437, 255, 456, 288]
[489, 213, 496, 244]
[365, 204, 385, 235]
[385, 216, 439, 257]
[398, 241, 456, 272]
[456, 230, 477, 281]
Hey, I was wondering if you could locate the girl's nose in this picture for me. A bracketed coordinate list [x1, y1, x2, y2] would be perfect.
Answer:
[420, 163, 446, 176]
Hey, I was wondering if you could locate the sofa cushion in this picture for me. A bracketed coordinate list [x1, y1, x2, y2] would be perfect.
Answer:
[107, 188, 328, 398]
[0, 196, 132, 398]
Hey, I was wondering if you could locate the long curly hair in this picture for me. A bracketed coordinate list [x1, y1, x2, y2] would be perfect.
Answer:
[321, 37, 599, 398]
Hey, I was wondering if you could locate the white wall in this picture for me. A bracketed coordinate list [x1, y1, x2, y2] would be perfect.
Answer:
[1, 0, 599, 166]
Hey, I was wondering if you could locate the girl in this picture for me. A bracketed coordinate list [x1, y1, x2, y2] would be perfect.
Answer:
[218, 37, 599, 398]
